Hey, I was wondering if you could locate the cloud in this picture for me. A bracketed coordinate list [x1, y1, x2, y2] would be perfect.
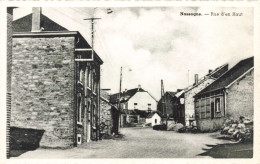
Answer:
[13, 7, 254, 100]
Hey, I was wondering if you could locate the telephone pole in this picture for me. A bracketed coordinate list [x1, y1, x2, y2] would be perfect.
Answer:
[118, 67, 122, 129]
[83, 17, 101, 140]
[83, 18, 101, 60]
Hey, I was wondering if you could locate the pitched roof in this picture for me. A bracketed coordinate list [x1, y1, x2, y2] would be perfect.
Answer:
[196, 56, 254, 96]
[13, 13, 68, 32]
[166, 91, 177, 98]
[146, 111, 163, 118]
[184, 63, 228, 93]
[109, 88, 146, 104]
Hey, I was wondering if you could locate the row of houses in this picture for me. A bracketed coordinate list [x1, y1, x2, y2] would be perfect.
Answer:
[158, 56, 254, 132]
[8, 7, 119, 150]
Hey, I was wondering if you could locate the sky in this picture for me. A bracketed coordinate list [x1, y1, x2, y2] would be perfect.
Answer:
[13, 7, 254, 100]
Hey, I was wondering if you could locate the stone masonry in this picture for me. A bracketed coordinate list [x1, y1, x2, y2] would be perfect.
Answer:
[226, 69, 254, 120]
[11, 36, 76, 148]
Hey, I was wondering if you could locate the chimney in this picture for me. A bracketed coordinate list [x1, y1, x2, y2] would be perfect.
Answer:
[31, 7, 42, 32]
[138, 84, 141, 91]
[209, 69, 213, 74]
[195, 74, 199, 85]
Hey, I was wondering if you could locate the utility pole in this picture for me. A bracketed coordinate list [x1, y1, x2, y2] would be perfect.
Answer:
[118, 67, 122, 129]
[84, 18, 101, 60]
[83, 17, 101, 141]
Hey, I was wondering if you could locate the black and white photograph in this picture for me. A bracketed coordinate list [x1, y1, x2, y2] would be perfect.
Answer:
[2, 2, 259, 162]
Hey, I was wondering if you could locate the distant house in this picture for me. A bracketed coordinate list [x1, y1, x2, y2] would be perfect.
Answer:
[194, 57, 254, 132]
[158, 90, 185, 125]
[146, 112, 162, 126]
[10, 8, 103, 148]
[184, 64, 228, 126]
[157, 91, 177, 117]
[110, 85, 157, 126]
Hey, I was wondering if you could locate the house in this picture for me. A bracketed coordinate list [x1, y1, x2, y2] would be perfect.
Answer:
[10, 8, 103, 148]
[110, 85, 157, 126]
[194, 57, 254, 132]
[157, 91, 177, 117]
[184, 64, 228, 126]
[172, 90, 185, 125]
[158, 90, 185, 125]
[146, 112, 162, 126]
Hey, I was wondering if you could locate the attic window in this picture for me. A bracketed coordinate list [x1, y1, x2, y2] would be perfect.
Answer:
[148, 104, 151, 110]
[134, 103, 138, 109]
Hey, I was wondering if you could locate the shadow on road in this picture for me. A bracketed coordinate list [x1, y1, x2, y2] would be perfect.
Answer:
[198, 142, 253, 158]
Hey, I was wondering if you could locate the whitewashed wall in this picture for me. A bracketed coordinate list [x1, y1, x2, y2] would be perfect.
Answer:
[128, 92, 157, 111]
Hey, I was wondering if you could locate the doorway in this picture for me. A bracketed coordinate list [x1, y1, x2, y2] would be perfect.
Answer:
[211, 102, 214, 119]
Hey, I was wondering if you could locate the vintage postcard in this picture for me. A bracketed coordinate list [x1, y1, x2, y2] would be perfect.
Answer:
[0, 1, 259, 164]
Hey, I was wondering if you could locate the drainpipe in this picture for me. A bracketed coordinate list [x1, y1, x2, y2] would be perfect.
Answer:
[224, 89, 228, 117]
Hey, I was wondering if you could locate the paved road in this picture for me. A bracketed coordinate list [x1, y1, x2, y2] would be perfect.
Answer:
[13, 127, 233, 158]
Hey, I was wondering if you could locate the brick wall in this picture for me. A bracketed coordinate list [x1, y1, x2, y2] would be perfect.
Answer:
[11, 36, 75, 148]
[227, 69, 254, 120]
[7, 8, 14, 158]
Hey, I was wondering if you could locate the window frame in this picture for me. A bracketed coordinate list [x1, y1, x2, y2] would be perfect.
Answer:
[77, 94, 82, 125]
[215, 98, 221, 113]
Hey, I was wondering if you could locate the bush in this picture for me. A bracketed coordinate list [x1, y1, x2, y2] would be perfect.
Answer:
[220, 117, 253, 143]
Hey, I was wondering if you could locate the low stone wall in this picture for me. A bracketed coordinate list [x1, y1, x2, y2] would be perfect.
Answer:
[196, 117, 225, 132]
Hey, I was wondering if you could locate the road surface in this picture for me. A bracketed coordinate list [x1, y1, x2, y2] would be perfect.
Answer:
[12, 127, 233, 158]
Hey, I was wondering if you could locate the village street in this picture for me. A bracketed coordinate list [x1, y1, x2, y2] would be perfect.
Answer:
[12, 127, 234, 158]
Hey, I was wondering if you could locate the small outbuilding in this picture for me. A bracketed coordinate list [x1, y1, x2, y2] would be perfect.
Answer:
[146, 112, 162, 126]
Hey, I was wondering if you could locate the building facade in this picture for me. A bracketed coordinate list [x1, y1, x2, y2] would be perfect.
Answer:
[10, 8, 103, 148]
[194, 57, 254, 132]
[146, 112, 162, 126]
[184, 64, 228, 126]
[110, 86, 157, 126]
[158, 90, 185, 125]
[157, 91, 176, 118]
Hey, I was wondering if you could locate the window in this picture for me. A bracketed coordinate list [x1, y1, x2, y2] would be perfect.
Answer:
[88, 69, 91, 88]
[77, 95, 82, 124]
[79, 69, 84, 82]
[155, 119, 157, 124]
[215, 98, 220, 113]
[77, 134, 82, 145]
[148, 104, 151, 110]
[134, 103, 138, 109]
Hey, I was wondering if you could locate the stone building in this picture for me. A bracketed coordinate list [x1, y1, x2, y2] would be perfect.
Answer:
[194, 57, 254, 132]
[10, 8, 103, 148]
[184, 64, 228, 126]
[100, 89, 118, 136]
